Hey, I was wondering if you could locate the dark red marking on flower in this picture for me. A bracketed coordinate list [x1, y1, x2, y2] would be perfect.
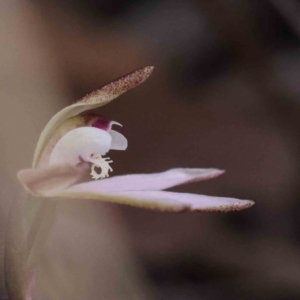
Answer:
[92, 117, 111, 131]
[82, 113, 111, 131]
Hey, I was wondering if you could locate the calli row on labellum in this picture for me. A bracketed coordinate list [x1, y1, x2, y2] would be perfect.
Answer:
[17, 66, 254, 212]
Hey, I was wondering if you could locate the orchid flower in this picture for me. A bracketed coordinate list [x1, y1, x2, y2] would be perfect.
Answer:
[11, 66, 254, 300]
[17, 66, 254, 213]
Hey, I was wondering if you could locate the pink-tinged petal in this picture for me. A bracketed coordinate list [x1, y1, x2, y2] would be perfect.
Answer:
[49, 127, 112, 166]
[110, 130, 128, 150]
[53, 189, 254, 212]
[62, 168, 225, 193]
[17, 164, 85, 196]
[56, 189, 187, 211]
[32, 66, 154, 167]
[116, 191, 254, 212]
[18, 166, 254, 212]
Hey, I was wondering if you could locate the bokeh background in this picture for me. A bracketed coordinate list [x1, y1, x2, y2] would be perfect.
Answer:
[1, 0, 300, 299]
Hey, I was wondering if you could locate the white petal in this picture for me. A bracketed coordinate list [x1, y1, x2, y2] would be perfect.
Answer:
[17, 165, 254, 212]
[32, 66, 154, 167]
[109, 130, 128, 151]
[37, 115, 98, 168]
[49, 127, 111, 166]
[54, 189, 254, 212]
[64, 168, 224, 193]
[18, 167, 222, 196]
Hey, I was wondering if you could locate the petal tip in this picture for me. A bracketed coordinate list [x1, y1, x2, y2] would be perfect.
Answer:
[128, 65, 154, 84]
[144, 65, 154, 73]
[202, 168, 225, 180]
[221, 199, 255, 212]
[240, 199, 255, 209]
[191, 198, 255, 212]
[141, 66, 154, 81]
[104, 65, 154, 91]
[210, 168, 225, 176]
[178, 168, 225, 184]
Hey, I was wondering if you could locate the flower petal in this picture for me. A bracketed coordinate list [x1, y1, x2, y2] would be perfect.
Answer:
[49, 127, 112, 166]
[61, 168, 225, 193]
[37, 115, 98, 167]
[32, 66, 154, 167]
[110, 130, 128, 150]
[37, 114, 123, 167]
[17, 164, 87, 196]
[53, 189, 254, 212]
[18, 166, 253, 212]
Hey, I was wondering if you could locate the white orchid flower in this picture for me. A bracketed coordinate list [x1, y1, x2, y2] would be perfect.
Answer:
[17, 66, 254, 212]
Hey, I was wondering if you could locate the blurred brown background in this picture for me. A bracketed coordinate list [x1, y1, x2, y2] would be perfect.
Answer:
[1, 0, 300, 299]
